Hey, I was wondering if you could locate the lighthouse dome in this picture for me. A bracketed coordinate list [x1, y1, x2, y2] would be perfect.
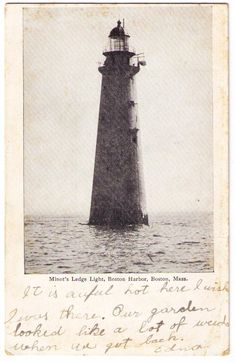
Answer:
[109, 20, 126, 38]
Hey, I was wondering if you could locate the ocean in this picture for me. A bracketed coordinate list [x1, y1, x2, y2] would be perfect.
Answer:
[24, 212, 213, 274]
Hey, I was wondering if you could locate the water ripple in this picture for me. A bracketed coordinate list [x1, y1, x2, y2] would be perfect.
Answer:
[25, 213, 213, 274]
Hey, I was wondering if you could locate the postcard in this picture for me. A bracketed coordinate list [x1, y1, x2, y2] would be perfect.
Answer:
[5, 3, 229, 355]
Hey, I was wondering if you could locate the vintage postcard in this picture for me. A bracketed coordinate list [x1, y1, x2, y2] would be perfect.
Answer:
[5, 3, 229, 355]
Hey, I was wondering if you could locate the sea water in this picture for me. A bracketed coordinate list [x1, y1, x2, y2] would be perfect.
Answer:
[24, 212, 213, 274]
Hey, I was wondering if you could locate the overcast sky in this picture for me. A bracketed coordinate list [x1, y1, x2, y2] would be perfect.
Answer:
[24, 4, 213, 216]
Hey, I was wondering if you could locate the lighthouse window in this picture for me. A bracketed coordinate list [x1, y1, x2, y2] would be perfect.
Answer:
[132, 135, 137, 144]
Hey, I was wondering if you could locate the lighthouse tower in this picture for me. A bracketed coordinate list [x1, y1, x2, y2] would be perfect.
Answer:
[89, 20, 148, 226]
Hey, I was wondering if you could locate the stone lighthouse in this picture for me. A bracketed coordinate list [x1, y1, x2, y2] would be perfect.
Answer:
[89, 20, 148, 226]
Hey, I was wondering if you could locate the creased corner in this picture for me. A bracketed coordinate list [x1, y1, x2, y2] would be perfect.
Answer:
[5, 349, 14, 356]
[221, 348, 229, 356]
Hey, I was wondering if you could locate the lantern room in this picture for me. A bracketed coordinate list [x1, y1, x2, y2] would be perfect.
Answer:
[107, 20, 130, 52]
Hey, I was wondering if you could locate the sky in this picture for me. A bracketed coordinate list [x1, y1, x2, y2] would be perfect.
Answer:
[23, 4, 213, 216]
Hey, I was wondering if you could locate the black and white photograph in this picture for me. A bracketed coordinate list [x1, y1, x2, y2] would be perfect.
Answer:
[24, 4, 213, 274]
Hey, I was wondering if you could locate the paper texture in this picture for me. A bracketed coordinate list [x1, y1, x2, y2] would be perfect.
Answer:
[5, 3, 228, 355]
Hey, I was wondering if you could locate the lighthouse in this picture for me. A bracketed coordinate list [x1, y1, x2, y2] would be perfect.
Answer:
[89, 20, 148, 226]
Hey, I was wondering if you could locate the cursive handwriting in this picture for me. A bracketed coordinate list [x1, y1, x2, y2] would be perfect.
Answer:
[6, 279, 229, 355]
